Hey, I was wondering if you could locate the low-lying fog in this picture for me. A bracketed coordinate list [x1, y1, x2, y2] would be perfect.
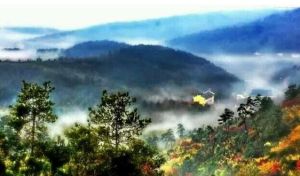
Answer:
[1, 53, 300, 136]
[143, 53, 300, 132]
[205, 53, 300, 96]
[50, 53, 300, 135]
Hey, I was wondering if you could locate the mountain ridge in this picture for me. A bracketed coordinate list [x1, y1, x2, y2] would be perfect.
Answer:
[168, 8, 300, 54]
[26, 9, 278, 47]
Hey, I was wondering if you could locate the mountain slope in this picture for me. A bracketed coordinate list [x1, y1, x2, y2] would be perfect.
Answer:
[62, 40, 130, 58]
[272, 65, 300, 84]
[0, 45, 241, 109]
[26, 10, 277, 47]
[168, 8, 300, 54]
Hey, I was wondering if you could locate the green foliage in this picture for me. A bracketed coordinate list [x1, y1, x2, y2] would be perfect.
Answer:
[285, 84, 300, 99]
[1, 81, 58, 175]
[237, 95, 261, 133]
[161, 129, 175, 147]
[63, 90, 162, 175]
[176, 123, 186, 138]
[1, 81, 164, 176]
[41, 136, 71, 175]
[254, 97, 289, 142]
[88, 90, 151, 150]
[8, 81, 57, 155]
[2, 80, 299, 176]
[218, 108, 234, 127]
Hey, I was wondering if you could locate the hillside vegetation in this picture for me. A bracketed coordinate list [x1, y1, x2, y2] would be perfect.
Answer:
[0, 45, 240, 109]
[1, 82, 300, 175]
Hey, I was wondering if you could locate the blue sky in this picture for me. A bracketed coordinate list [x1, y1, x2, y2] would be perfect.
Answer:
[0, 0, 298, 29]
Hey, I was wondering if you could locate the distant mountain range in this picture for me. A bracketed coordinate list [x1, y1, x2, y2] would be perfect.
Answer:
[0, 27, 60, 47]
[26, 9, 276, 48]
[168, 8, 300, 54]
[0, 45, 241, 109]
[3, 27, 59, 35]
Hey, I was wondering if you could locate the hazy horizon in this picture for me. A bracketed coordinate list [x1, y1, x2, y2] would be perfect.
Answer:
[0, 1, 298, 29]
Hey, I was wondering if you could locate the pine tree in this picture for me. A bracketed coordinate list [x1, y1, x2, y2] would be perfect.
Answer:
[8, 81, 57, 175]
[237, 96, 261, 134]
[88, 90, 151, 150]
[177, 123, 186, 138]
[218, 108, 234, 131]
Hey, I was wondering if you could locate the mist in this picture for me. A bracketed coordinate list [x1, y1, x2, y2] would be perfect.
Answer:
[201, 53, 300, 96]
[48, 107, 88, 137]
[35, 53, 300, 136]
[142, 52, 300, 133]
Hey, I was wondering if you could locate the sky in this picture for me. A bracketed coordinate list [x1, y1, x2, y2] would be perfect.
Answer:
[0, 0, 299, 30]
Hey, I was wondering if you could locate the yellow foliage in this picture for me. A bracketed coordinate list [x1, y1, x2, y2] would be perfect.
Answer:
[287, 170, 300, 176]
[258, 160, 281, 175]
[161, 139, 202, 176]
[236, 161, 260, 176]
[193, 95, 206, 106]
[285, 154, 300, 161]
[283, 105, 300, 125]
[271, 125, 300, 153]
[161, 160, 179, 176]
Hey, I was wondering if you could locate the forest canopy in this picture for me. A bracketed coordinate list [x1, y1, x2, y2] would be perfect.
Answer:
[0, 81, 300, 176]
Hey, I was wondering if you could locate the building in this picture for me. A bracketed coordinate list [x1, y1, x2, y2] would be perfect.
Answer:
[202, 89, 215, 105]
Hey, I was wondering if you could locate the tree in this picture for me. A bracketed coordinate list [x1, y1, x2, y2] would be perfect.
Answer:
[218, 108, 234, 132]
[88, 90, 151, 150]
[190, 127, 209, 143]
[237, 96, 261, 134]
[65, 91, 164, 176]
[7, 81, 57, 176]
[145, 133, 160, 148]
[206, 125, 216, 154]
[285, 84, 300, 99]
[64, 123, 102, 176]
[41, 136, 71, 175]
[161, 129, 175, 147]
[177, 123, 186, 138]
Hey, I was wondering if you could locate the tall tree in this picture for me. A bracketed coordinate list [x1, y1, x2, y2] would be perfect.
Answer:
[8, 81, 57, 175]
[218, 108, 234, 132]
[88, 90, 151, 150]
[237, 96, 261, 134]
[206, 125, 216, 154]
[176, 123, 186, 138]
[8, 81, 57, 155]
[161, 129, 175, 147]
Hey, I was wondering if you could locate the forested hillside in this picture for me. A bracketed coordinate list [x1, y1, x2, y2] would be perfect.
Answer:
[148, 85, 300, 175]
[62, 41, 130, 58]
[0, 45, 240, 109]
[1, 81, 300, 175]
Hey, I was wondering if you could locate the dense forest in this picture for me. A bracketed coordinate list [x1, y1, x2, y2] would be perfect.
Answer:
[0, 45, 240, 108]
[1, 81, 300, 175]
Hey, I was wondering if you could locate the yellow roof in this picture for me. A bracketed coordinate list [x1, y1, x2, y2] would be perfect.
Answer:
[193, 95, 206, 106]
